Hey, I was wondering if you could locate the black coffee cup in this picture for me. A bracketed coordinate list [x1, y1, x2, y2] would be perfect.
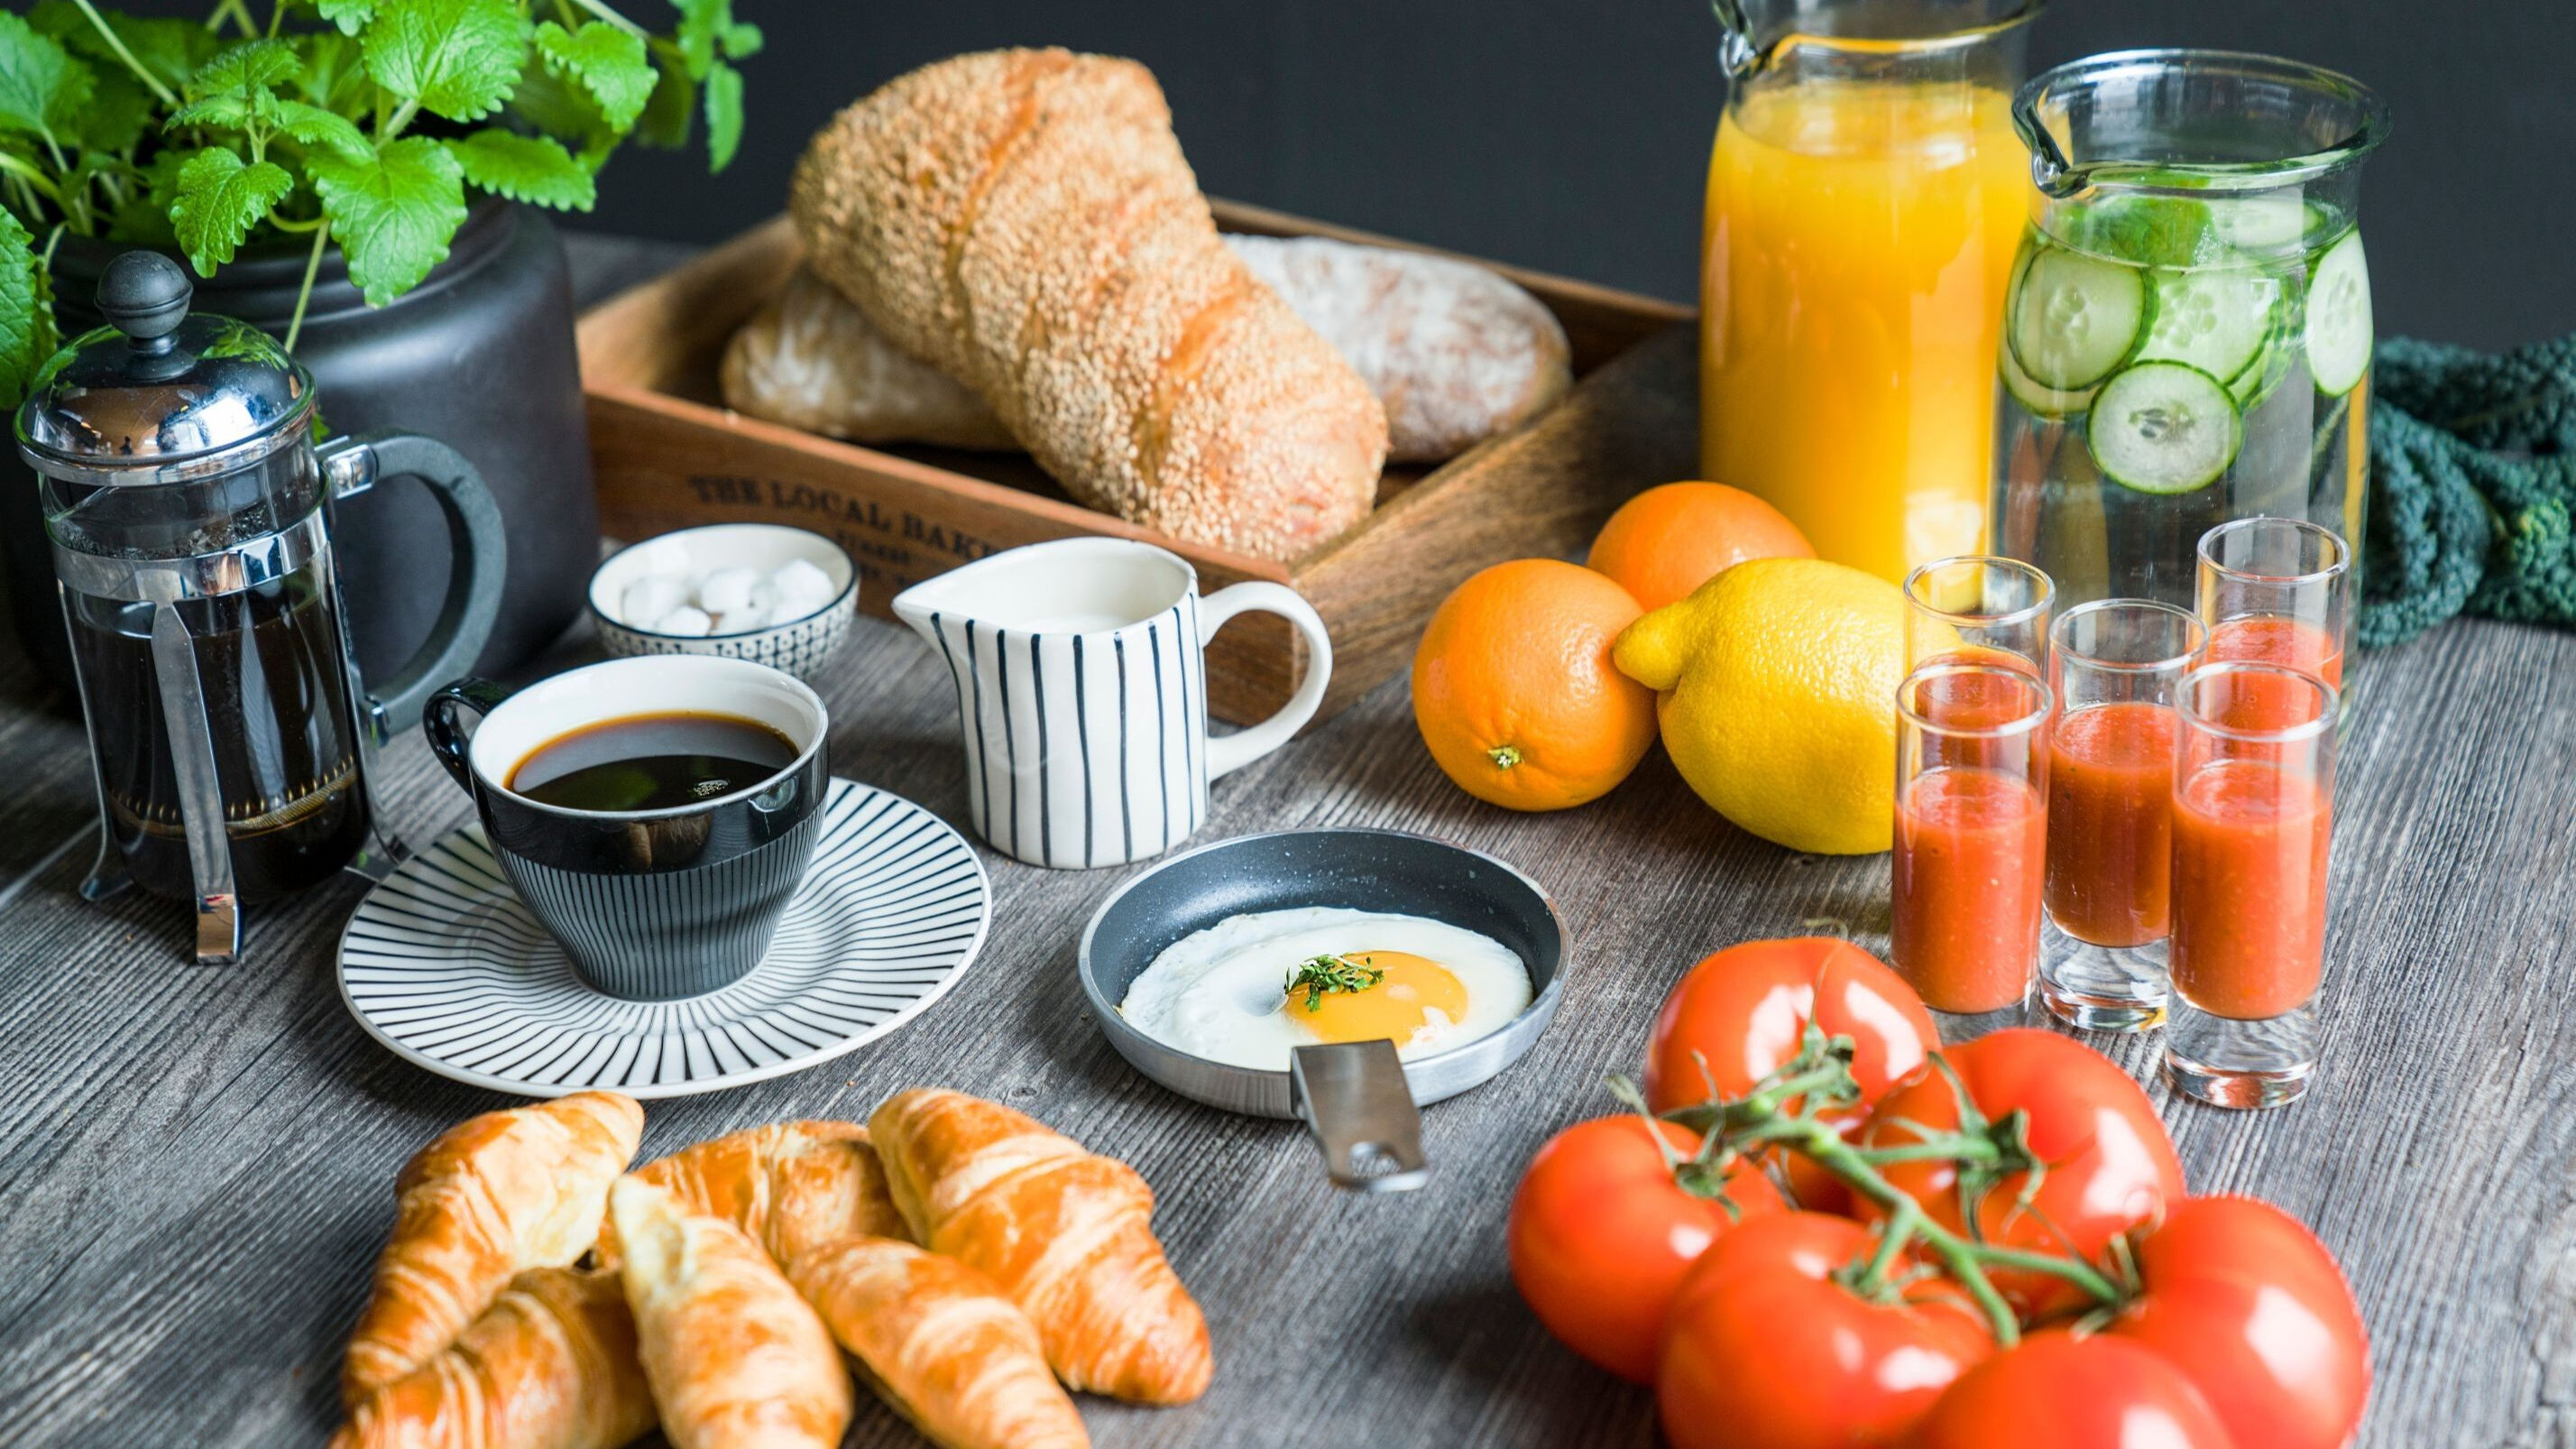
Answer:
[425, 656, 831, 1000]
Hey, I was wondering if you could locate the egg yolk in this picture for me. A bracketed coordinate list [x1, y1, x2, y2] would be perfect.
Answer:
[1288, 951, 1469, 1045]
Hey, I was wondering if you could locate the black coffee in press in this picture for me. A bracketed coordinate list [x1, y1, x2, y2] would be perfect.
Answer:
[510, 711, 797, 812]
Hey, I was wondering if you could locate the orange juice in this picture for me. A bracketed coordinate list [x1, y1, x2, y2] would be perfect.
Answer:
[1702, 80, 2029, 583]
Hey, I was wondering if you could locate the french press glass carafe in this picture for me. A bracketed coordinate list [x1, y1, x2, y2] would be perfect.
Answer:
[15, 252, 507, 963]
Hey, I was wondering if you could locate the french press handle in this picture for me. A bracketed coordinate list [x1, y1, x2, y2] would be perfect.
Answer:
[317, 433, 508, 737]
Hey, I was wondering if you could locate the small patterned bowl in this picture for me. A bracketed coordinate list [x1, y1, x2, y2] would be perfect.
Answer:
[588, 523, 859, 682]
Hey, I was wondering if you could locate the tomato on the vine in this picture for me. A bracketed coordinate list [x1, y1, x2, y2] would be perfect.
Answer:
[1642, 937, 1937, 1213]
[1507, 1115, 1784, 1382]
[2106, 1195, 2370, 1449]
[1657, 1212, 1990, 1449]
[1909, 1331, 2231, 1447]
[1860, 1028, 2184, 1318]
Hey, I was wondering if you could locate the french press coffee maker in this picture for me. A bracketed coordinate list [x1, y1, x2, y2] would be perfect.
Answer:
[15, 252, 507, 963]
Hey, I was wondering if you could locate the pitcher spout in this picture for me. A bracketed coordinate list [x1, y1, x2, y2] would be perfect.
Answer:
[888, 575, 953, 646]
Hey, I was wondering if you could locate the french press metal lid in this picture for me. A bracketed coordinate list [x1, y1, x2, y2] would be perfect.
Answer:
[17, 252, 507, 964]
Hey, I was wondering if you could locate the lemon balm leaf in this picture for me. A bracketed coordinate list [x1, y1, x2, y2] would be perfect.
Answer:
[308, 134, 465, 305]
[701, 57, 741, 171]
[533, 20, 652, 131]
[0, 11, 92, 141]
[446, 128, 593, 209]
[363, 0, 527, 123]
[189, 37, 299, 98]
[271, 98, 370, 161]
[170, 146, 294, 276]
[316, 0, 375, 36]
[0, 207, 50, 411]
[632, 45, 691, 150]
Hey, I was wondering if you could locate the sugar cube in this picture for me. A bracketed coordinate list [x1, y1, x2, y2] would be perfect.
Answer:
[696, 566, 759, 616]
[619, 575, 687, 628]
[769, 558, 836, 608]
[655, 605, 713, 637]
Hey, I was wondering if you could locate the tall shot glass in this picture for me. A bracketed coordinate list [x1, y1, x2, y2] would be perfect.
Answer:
[2197, 516, 2352, 691]
[2164, 661, 2339, 1108]
[1892, 662, 2052, 1042]
[1905, 554, 2056, 676]
[2039, 600, 2206, 1032]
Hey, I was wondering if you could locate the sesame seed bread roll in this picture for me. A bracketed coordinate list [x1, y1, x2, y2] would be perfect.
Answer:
[789, 48, 1387, 561]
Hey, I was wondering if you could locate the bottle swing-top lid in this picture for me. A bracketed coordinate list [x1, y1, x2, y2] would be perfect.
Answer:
[14, 251, 314, 485]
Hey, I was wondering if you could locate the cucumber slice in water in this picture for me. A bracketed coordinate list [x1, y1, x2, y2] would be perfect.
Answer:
[2228, 324, 2291, 412]
[2135, 269, 2278, 383]
[2000, 337, 2097, 418]
[2305, 230, 2373, 396]
[2009, 245, 2150, 391]
[2204, 194, 2308, 254]
[2086, 361, 2242, 494]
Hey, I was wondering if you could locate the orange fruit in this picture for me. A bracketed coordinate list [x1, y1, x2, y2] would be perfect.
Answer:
[1412, 558, 1658, 811]
[1586, 481, 1814, 614]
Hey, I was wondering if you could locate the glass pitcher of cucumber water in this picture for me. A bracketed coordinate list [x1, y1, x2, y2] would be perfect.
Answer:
[1990, 51, 2389, 626]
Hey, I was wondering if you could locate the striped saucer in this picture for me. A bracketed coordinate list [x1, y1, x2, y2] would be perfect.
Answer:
[337, 778, 989, 1100]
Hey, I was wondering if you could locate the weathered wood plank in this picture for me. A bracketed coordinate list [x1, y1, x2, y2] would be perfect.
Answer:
[0, 236, 2564, 1448]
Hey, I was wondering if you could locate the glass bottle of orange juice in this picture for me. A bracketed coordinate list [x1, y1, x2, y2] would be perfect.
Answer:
[1702, 1, 2038, 583]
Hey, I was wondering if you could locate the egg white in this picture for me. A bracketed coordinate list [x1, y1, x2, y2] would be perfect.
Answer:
[1118, 906, 1532, 1071]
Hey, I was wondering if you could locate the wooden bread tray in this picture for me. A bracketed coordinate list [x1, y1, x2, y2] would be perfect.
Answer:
[576, 200, 1697, 725]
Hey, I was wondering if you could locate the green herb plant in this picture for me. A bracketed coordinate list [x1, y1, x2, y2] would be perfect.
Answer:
[0, 0, 759, 409]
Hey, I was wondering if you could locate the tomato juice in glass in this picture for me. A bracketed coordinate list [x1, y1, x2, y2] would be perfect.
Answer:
[2163, 661, 2338, 1110]
[2204, 615, 2342, 684]
[2169, 759, 2331, 1019]
[1703, 3, 2035, 584]
[2047, 701, 2176, 945]
[2037, 599, 2203, 1031]
[1892, 663, 2051, 1036]
[2203, 615, 2343, 731]
[1904, 557, 2055, 740]
[2196, 516, 2354, 732]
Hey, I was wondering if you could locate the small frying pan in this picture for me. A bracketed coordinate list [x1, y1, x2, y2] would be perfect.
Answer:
[1078, 828, 1568, 1192]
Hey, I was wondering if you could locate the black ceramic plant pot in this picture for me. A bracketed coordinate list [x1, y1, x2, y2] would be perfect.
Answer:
[3, 199, 597, 698]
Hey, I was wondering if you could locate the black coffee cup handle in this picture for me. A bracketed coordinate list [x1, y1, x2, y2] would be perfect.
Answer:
[425, 677, 514, 796]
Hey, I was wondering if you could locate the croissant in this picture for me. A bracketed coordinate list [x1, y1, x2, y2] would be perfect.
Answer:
[329, 1267, 655, 1449]
[869, 1089, 1211, 1404]
[344, 1093, 645, 1406]
[615, 1119, 907, 1268]
[790, 1235, 1090, 1449]
[610, 1177, 851, 1449]
[792, 48, 1387, 561]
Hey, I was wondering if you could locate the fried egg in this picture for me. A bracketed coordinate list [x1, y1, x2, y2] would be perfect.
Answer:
[1118, 906, 1532, 1071]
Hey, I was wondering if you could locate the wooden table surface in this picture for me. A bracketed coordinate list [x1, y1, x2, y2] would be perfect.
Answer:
[1, 236, 2569, 1448]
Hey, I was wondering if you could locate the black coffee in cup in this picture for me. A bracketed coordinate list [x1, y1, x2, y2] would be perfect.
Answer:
[511, 712, 800, 813]
[425, 658, 831, 1001]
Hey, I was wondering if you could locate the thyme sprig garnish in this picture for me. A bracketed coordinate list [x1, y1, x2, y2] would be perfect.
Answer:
[1285, 952, 1385, 1012]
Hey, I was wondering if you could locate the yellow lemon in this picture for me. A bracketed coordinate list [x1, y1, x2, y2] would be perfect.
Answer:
[1611, 557, 1912, 854]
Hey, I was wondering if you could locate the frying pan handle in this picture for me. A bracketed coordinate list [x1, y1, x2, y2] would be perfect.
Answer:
[1290, 1041, 1429, 1192]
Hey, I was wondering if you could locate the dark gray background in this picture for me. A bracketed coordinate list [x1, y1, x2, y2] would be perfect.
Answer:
[97, 0, 2564, 350]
